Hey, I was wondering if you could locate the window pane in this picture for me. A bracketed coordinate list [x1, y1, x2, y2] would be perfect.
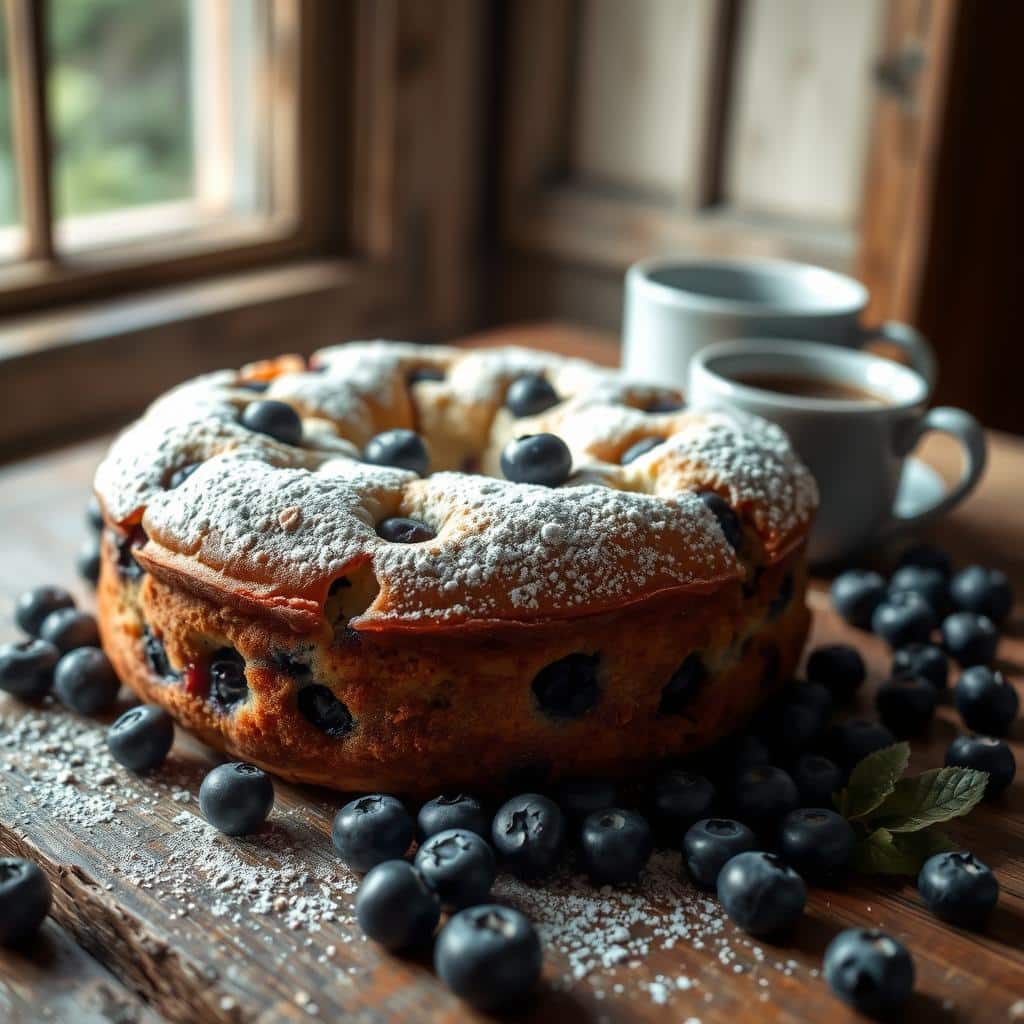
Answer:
[48, 0, 279, 252]
[0, 10, 23, 259]
[49, 0, 193, 219]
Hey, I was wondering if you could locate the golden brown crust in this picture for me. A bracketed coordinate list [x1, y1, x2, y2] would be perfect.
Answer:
[99, 535, 810, 796]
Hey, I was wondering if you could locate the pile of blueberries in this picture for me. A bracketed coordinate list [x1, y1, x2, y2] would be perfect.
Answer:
[831, 546, 1019, 784]
[0, 521, 1019, 1018]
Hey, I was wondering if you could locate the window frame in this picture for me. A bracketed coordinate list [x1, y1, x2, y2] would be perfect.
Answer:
[0, 0, 339, 315]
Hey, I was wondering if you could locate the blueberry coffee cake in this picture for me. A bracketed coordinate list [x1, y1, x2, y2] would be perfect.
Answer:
[93, 342, 817, 794]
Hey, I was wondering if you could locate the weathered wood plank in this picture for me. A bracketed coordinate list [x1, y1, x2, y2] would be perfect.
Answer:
[724, 0, 886, 225]
[571, 0, 718, 201]
[0, 916, 163, 1024]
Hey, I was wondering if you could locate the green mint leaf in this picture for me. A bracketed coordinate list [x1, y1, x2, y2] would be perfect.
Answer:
[850, 828, 921, 875]
[867, 767, 989, 833]
[836, 742, 911, 820]
[852, 827, 958, 876]
[891, 829, 957, 861]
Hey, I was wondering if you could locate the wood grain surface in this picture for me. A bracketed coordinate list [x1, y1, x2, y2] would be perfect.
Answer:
[0, 327, 1021, 1024]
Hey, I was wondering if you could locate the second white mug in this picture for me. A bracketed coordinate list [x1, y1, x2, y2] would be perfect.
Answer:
[687, 339, 984, 565]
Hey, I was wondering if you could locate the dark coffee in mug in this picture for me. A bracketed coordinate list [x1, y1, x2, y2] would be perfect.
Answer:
[731, 371, 890, 405]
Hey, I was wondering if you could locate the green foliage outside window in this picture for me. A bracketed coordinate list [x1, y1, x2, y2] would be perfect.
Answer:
[0, 0, 194, 229]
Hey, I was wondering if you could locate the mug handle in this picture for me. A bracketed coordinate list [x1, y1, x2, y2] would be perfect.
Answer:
[886, 407, 987, 531]
[858, 320, 938, 390]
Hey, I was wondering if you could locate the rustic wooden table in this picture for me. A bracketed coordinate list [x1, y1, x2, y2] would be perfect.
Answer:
[0, 326, 1021, 1024]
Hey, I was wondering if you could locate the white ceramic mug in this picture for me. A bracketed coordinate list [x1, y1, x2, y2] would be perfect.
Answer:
[622, 257, 937, 390]
[687, 340, 985, 565]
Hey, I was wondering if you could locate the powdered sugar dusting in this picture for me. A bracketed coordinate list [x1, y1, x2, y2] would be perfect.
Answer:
[661, 411, 818, 539]
[1, 695, 813, 1011]
[94, 342, 815, 627]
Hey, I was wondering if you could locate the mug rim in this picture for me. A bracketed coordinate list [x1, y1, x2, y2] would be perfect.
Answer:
[627, 256, 868, 317]
[690, 338, 929, 413]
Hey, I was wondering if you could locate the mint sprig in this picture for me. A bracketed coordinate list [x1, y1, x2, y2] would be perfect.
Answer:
[835, 742, 988, 876]
[851, 827, 957, 876]
[837, 742, 910, 820]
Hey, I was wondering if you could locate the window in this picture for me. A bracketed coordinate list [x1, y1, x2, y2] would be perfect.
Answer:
[0, 0, 298, 302]
[0, 0, 486, 458]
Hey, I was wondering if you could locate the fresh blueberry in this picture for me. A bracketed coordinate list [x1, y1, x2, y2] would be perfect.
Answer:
[417, 794, 489, 839]
[892, 642, 949, 693]
[500, 433, 572, 487]
[208, 648, 248, 711]
[0, 639, 60, 699]
[376, 516, 435, 543]
[717, 851, 806, 936]
[355, 860, 440, 950]
[491, 793, 566, 879]
[76, 535, 102, 587]
[620, 436, 663, 465]
[753, 687, 828, 757]
[86, 495, 104, 532]
[14, 586, 75, 637]
[332, 794, 413, 873]
[682, 818, 756, 888]
[434, 905, 542, 1011]
[945, 734, 1016, 797]
[414, 829, 496, 908]
[941, 611, 999, 667]
[0, 858, 52, 945]
[236, 378, 270, 391]
[143, 628, 177, 681]
[954, 667, 1019, 736]
[699, 733, 772, 782]
[53, 647, 120, 714]
[296, 683, 355, 737]
[917, 851, 999, 929]
[658, 652, 706, 717]
[107, 705, 174, 771]
[531, 652, 600, 718]
[777, 808, 856, 883]
[830, 569, 887, 629]
[824, 928, 914, 1017]
[505, 373, 560, 417]
[889, 565, 949, 618]
[805, 643, 866, 702]
[199, 762, 274, 836]
[732, 766, 799, 832]
[579, 809, 653, 884]
[875, 676, 937, 736]
[112, 526, 147, 581]
[950, 565, 1014, 625]
[407, 366, 445, 385]
[790, 681, 835, 721]
[362, 428, 429, 476]
[240, 399, 303, 446]
[167, 462, 200, 489]
[827, 719, 898, 772]
[644, 394, 684, 413]
[872, 591, 937, 648]
[651, 769, 717, 839]
[791, 753, 844, 807]
[38, 609, 99, 653]
[554, 778, 619, 826]
[897, 542, 952, 579]
[698, 491, 742, 549]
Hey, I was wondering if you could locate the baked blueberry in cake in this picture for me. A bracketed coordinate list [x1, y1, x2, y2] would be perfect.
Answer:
[92, 342, 817, 794]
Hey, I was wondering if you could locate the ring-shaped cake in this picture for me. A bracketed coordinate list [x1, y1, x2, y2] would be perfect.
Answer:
[94, 342, 817, 794]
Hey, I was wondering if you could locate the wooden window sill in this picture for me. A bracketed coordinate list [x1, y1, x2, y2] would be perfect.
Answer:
[0, 258, 419, 462]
